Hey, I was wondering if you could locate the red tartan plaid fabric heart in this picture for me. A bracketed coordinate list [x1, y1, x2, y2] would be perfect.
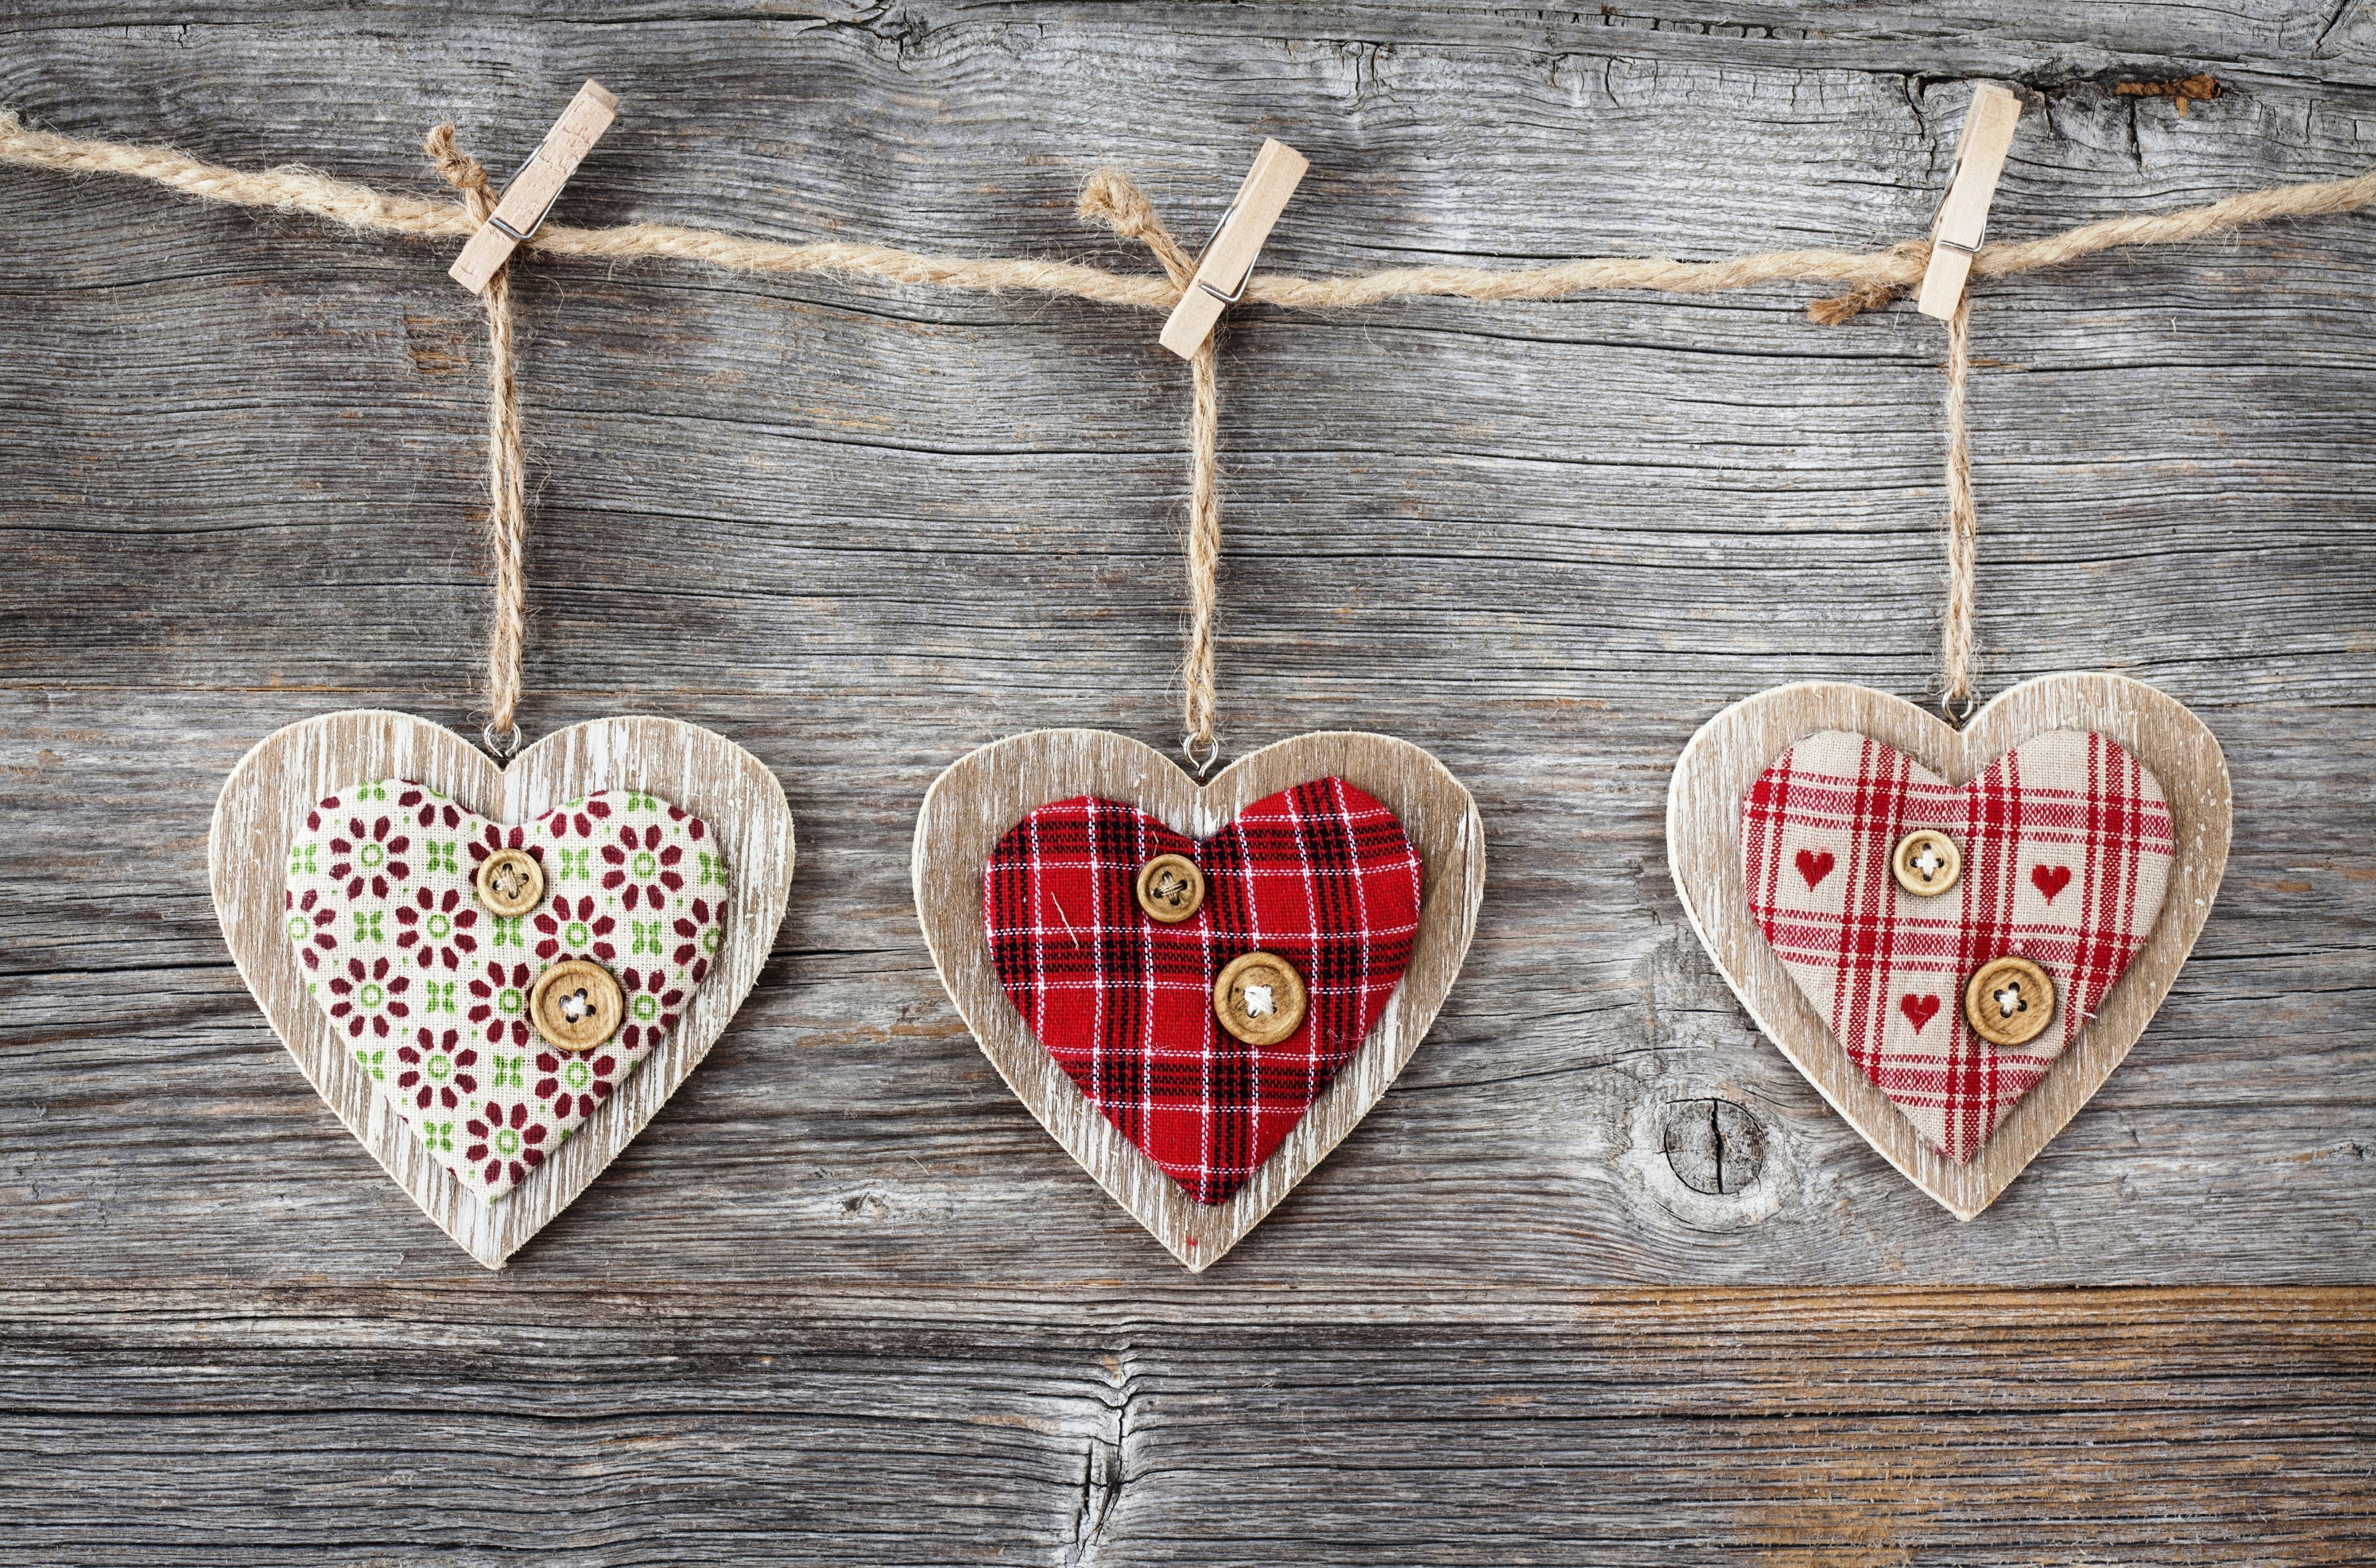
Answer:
[1741, 729, 2175, 1164]
[983, 778, 1423, 1205]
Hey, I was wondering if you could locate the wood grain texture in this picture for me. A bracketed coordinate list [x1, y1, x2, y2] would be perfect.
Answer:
[1668, 676, 2231, 1218]
[2, 1283, 2369, 1565]
[209, 710, 796, 1267]
[914, 728, 1483, 1270]
[1, 0, 2373, 1557]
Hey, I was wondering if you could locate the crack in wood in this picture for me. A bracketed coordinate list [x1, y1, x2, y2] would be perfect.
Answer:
[1660, 1095, 1766, 1195]
[1066, 1350, 1138, 1563]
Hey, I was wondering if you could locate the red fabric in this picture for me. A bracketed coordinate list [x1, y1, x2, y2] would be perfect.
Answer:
[1742, 729, 2175, 1164]
[984, 778, 1423, 1205]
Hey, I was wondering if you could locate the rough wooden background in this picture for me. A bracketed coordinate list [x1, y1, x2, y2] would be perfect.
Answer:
[2, 2, 2372, 1560]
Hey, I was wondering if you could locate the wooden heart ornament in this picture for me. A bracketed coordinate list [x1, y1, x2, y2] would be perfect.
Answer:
[211, 710, 795, 1267]
[914, 730, 1484, 1271]
[1667, 675, 2229, 1218]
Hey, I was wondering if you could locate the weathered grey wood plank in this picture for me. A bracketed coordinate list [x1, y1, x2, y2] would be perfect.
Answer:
[1, 1286, 2370, 1564]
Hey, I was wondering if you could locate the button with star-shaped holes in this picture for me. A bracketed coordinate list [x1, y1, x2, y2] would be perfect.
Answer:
[529, 958, 624, 1052]
[475, 846, 547, 917]
[1213, 950, 1308, 1047]
[1890, 828, 1963, 898]
[1963, 954, 2056, 1048]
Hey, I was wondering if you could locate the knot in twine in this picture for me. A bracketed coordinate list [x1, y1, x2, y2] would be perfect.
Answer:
[1077, 170, 1198, 287]
[427, 123, 527, 754]
[425, 123, 498, 223]
[1078, 167, 1224, 771]
[1806, 236, 1939, 321]
[1807, 238, 1935, 324]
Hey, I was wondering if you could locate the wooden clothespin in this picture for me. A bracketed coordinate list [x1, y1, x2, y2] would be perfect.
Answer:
[1917, 84, 2022, 319]
[1158, 139, 1310, 359]
[448, 81, 619, 295]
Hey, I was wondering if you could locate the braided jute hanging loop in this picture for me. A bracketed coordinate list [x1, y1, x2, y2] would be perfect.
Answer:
[1940, 293, 1980, 718]
[426, 123, 530, 759]
[1078, 169, 1226, 774]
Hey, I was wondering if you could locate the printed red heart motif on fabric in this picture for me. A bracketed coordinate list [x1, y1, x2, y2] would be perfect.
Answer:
[982, 777, 1422, 1205]
[1796, 848, 1835, 889]
[1741, 729, 2175, 1164]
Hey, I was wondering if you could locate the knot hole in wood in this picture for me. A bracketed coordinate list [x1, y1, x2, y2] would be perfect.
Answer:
[1659, 1097, 1766, 1195]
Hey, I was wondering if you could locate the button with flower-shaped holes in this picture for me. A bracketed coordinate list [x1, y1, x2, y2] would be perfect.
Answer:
[1963, 954, 2056, 1048]
[1213, 950, 1308, 1047]
[1890, 828, 1963, 898]
[528, 958, 624, 1052]
[475, 846, 546, 917]
[1135, 853, 1207, 924]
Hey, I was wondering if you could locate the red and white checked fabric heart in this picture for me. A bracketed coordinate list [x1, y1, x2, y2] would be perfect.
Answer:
[982, 778, 1423, 1205]
[1741, 729, 2174, 1164]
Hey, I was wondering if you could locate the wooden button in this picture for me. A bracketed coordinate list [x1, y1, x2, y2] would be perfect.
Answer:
[1135, 853, 1207, 924]
[1213, 951, 1308, 1047]
[475, 847, 546, 917]
[1890, 829, 1962, 898]
[1963, 955, 2055, 1048]
[528, 958, 624, 1052]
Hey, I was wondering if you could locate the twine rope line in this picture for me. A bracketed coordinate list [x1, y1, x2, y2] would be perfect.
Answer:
[10, 110, 2375, 314]
[10, 109, 2376, 730]
[424, 124, 527, 753]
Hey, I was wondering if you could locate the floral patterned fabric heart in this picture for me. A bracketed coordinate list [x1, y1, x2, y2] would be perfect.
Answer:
[982, 777, 1424, 1205]
[1741, 729, 2174, 1164]
[282, 781, 728, 1202]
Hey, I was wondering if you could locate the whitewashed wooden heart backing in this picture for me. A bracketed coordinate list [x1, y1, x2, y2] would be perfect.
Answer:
[913, 728, 1485, 1272]
[1667, 675, 2230, 1218]
[210, 710, 795, 1268]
